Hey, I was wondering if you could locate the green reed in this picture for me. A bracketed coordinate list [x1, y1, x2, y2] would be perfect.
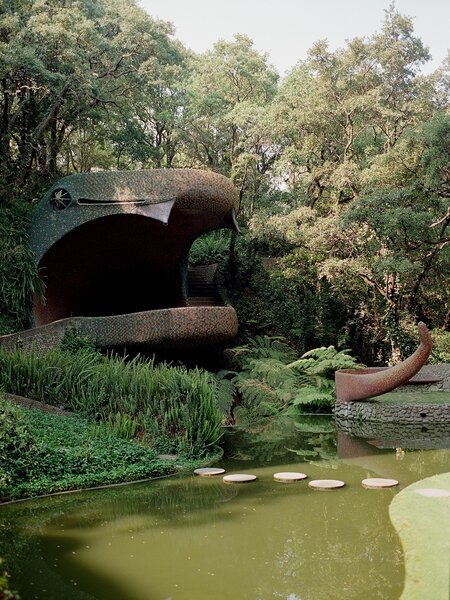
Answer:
[0, 347, 222, 456]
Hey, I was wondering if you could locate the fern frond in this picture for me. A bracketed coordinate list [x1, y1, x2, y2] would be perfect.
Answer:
[237, 378, 279, 408]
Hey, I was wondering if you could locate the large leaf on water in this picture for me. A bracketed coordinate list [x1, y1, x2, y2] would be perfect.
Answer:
[389, 472, 450, 600]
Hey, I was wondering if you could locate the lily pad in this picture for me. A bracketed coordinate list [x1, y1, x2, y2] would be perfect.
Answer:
[389, 472, 450, 600]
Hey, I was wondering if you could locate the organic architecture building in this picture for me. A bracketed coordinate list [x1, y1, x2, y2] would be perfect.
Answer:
[0, 169, 239, 351]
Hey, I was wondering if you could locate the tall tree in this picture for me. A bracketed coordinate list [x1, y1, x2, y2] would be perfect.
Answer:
[271, 4, 433, 210]
[185, 34, 279, 217]
[0, 0, 183, 201]
[109, 31, 190, 170]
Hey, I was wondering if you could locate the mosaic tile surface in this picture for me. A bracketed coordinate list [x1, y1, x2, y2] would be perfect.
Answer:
[31, 169, 239, 265]
[0, 307, 239, 352]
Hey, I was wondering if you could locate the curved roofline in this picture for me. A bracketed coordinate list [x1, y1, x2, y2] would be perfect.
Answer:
[31, 168, 239, 265]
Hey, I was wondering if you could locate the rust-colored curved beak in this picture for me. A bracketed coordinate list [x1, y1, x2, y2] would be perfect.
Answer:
[335, 322, 432, 402]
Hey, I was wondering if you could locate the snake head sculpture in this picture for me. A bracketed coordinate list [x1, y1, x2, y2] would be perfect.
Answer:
[1, 169, 240, 351]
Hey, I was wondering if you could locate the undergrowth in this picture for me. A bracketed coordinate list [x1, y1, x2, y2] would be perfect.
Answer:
[0, 557, 19, 599]
[213, 335, 360, 423]
[188, 230, 231, 265]
[0, 345, 223, 456]
[0, 202, 44, 335]
[0, 399, 220, 503]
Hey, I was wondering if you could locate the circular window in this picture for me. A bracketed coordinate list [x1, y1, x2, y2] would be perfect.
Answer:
[50, 188, 72, 210]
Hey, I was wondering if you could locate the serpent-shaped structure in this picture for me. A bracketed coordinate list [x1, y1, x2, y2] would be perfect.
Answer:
[0, 169, 239, 351]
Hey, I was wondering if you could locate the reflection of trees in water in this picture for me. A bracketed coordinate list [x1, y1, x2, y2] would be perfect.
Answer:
[401, 449, 450, 479]
[2, 422, 449, 600]
[0, 477, 240, 598]
[223, 415, 337, 463]
[256, 487, 404, 600]
[0, 471, 333, 598]
[337, 430, 450, 482]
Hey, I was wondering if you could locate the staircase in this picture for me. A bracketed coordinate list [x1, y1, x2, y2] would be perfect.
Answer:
[187, 264, 221, 306]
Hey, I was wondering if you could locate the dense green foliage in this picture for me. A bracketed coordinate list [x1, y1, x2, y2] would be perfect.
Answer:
[214, 335, 359, 422]
[0, 346, 223, 456]
[0, 398, 219, 502]
[0, 203, 44, 335]
[226, 241, 347, 354]
[430, 329, 450, 363]
[0, 1, 448, 361]
[188, 230, 231, 266]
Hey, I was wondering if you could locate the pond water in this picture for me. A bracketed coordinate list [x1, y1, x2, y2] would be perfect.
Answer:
[1, 416, 449, 600]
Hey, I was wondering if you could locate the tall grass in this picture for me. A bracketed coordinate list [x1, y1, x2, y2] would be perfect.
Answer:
[0, 347, 222, 456]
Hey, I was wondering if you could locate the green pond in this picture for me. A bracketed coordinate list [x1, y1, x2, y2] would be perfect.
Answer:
[1, 415, 449, 600]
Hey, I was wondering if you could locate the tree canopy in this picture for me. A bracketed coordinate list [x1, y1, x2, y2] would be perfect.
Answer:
[0, 0, 448, 361]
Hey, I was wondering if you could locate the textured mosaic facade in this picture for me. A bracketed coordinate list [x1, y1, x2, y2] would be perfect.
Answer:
[1, 169, 240, 351]
[0, 307, 239, 352]
[31, 169, 239, 265]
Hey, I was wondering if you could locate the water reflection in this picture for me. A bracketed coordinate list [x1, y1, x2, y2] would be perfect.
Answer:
[0, 416, 449, 600]
[335, 416, 450, 450]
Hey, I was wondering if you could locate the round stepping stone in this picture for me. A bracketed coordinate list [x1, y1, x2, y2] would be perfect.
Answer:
[194, 467, 225, 477]
[362, 478, 399, 489]
[223, 474, 257, 484]
[308, 479, 345, 490]
[414, 488, 450, 498]
[273, 472, 307, 482]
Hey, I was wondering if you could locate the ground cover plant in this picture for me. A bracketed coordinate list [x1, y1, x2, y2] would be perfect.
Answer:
[0, 344, 223, 457]
[0, 398, 219, 503]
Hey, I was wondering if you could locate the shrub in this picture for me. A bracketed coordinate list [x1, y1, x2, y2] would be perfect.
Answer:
[0, 557, 20, 599]
[59, 327, 98, 355]
[225, 240, 347, 355]
[188, 230, 231, 265]
[0, 401, 38, 495]
[430, 328, 450, 364]
[0, 399, 221, 502]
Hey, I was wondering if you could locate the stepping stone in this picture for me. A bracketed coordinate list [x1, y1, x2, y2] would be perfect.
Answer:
[194, 468, 225, 477]
[414, 488, 450, 498]
[362, 478, 399, 489]
[273, 472, 307, 482]
[223, 474, 257, 484]
[308, 479, 345, 490]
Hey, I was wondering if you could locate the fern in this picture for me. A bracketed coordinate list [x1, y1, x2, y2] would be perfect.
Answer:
[226, 335, 297, 369]
[220, 336, 361, 421]
[292, 387, 333, 406]
[238, 378, 279, 408]
[211, 372, 236, 417]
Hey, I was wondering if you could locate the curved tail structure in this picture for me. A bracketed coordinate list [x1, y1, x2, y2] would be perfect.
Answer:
[335, 322, 432, 402]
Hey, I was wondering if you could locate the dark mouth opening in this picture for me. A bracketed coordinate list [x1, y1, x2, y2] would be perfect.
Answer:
[33, 213, 202, 327]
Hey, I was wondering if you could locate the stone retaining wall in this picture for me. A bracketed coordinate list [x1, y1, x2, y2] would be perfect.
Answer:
[334, 399, 450, 424]
[334, 364, 450, 427]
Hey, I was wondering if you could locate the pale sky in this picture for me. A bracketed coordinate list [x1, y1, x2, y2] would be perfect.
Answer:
[139, 0, 449, 76]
